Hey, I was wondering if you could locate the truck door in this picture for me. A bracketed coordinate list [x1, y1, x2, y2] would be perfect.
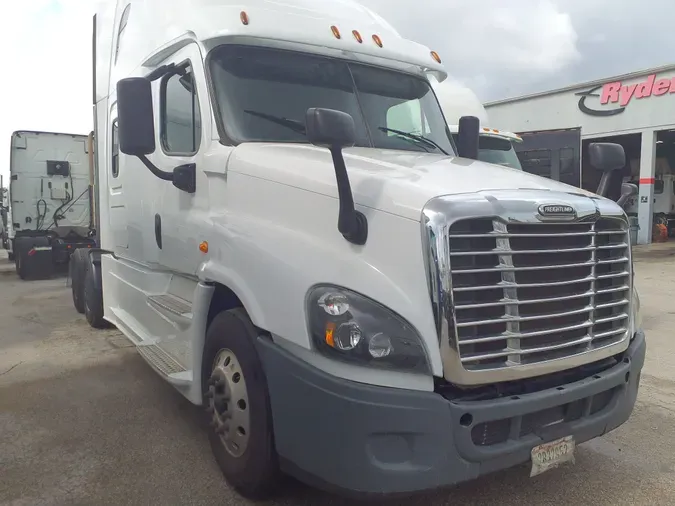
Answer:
[108, 107, 129, 251]
[153, 42, 212, 275]
[514, 128, 581, 188]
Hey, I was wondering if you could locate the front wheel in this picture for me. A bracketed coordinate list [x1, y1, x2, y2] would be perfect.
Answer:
[203, 308, 281, 500]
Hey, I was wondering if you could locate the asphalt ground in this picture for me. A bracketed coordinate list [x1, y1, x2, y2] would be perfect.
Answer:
[2, 245, 675, 505]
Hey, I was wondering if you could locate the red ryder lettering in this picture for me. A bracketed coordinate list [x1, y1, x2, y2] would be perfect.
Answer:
[601, 74, 675, 107]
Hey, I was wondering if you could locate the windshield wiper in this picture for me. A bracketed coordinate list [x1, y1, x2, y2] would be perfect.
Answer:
[244, 110, 306, 135]
[378, 127, 449, 155]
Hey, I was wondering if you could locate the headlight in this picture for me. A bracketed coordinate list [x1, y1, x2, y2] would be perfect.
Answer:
[307, 285, 430, 373]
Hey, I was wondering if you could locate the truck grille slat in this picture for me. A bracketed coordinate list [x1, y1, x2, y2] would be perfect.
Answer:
[456, 305, 594, 327]
[460, 335, 594, 363]
[453, 275, 595, 292]
[455, 290, 595, 310]
[451, 260, 595, 274]
[459, 320, 594, 345]
[451, 245, 596, 256]
[447, 217, 630, 370]
[450, 231, 595, 239]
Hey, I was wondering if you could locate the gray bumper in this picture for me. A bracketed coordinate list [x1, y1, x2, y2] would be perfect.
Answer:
[257, 331, 645, 498]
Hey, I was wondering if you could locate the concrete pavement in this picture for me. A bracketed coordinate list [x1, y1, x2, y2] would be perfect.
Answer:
[1, 246, 675, 505]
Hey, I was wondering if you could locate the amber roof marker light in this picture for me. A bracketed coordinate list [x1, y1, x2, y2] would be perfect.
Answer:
[240, 11, 249, 25]
[331, 25, 341, 39]
[372, 34, 383, 47]
[352, 30, 363, 43]
[431, 51, 441, 63]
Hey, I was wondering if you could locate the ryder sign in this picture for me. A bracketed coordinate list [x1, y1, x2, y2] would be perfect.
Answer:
[576, 73, 675, 116]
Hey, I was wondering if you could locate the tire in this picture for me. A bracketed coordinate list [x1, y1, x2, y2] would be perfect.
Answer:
[70, 249, 89, 314]
[83, 260, 109, 328]
[202, 308, 281, 500]
[7, 251, 14, 261]
[15, 246, 28, 280]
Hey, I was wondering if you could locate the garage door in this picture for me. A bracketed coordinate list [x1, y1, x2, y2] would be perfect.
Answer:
[514, 128, 581, 188]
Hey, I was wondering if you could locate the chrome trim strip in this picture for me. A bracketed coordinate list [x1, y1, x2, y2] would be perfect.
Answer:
[421, 189, 632, 386]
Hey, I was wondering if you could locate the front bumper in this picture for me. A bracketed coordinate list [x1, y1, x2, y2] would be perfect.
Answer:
[257, 331, 645, 498]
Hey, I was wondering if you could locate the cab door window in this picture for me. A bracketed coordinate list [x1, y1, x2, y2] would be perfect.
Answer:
[160, 65, 202, 155]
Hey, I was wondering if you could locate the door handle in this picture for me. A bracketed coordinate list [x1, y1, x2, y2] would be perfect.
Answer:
[155, 213, 162, 249]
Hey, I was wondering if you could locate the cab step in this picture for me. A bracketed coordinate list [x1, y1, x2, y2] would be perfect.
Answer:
[137, 343, 187, 377]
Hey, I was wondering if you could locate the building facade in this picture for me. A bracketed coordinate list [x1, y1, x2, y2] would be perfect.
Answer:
[485, 64, 675, 244]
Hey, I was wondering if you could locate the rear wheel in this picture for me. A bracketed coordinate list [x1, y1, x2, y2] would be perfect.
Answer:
[70, 249, 89, 314]
[83, 260, 109, 328]
[203, 308, 281, 500]
[15, 246, 29, 280]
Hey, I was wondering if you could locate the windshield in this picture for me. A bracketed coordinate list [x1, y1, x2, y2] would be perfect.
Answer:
[452, 134, 523, 170]
[208, 45, 455, 155]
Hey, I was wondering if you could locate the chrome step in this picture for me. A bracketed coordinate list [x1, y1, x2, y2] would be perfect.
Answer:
[137, 344, 186, 376]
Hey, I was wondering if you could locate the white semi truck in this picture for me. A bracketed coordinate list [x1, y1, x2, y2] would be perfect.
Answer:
[431, 77, 525, 170]
[7, 131, 96, 279]
[1, 176, 7, 250]
[77, 0, 645, 499]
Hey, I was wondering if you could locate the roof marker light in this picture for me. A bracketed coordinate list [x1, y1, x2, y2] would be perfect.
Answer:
[240, 11, 249, 25]
[331, 25, 341, 39]
[372, 34, 383, 47]
[431, 51, 442, 63]
[352, 30, 363, 43]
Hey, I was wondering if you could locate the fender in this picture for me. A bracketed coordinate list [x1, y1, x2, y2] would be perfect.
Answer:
[198, 259, 267, 330]
[86, 248, 113, 292]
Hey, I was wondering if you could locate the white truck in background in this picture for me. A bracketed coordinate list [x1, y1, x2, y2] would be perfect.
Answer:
[8, 131, 96, 279]
[76, 0, 645, 500]
[431, 77, 525, 170]
[1, 175, 7, 251]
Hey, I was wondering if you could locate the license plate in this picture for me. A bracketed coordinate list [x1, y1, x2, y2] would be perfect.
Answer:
[530, 436, 575, 477]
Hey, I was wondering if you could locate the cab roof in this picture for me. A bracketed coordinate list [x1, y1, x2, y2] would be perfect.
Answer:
[96, 0, 447, 102]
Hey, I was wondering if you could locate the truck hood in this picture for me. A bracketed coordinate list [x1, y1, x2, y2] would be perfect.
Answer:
[229, 143, 599, 221]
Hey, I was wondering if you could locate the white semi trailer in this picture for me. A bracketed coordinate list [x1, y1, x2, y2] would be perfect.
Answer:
[77, 0, 645, 500]
[7, 131, 96, 279]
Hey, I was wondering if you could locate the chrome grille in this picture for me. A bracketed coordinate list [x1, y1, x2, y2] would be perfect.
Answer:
[448, 217, 630, 371]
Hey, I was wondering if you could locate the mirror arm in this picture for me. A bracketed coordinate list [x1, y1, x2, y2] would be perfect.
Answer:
[138, 154, 173, 181]
[329, 147, 368, 245]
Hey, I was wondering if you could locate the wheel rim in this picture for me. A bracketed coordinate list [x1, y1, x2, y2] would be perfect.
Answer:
[206, 349, 250, 458]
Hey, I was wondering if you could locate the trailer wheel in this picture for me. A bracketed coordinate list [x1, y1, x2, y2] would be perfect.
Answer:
[83, 260, 109, 328]
[70, 248, 89, 314]
[15, 244, 30, 280]
[203, 308, 281, 500]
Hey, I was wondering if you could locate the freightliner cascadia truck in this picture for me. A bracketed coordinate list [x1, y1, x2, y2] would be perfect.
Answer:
[75, 0, 645, 499]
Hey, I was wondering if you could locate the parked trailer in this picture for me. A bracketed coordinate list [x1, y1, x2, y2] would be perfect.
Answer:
[74, 0, 645, 500]
[9, 131, 96, 279]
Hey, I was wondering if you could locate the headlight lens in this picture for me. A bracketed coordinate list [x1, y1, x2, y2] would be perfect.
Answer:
[308, 286, 429, 373]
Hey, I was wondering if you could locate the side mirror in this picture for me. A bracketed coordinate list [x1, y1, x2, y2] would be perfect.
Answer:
[589, 142, 626, 173]
[456, 115, 480, 160]
[617, 182, 638, 208]
[306, 108, 366, 245]
[305, 108, 356, 149]
[590, 142, 626, 198]
[117, 77, 156, 156]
